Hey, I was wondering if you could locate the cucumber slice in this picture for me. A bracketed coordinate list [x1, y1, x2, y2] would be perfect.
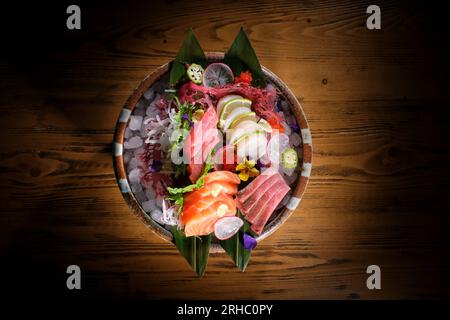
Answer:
[281, 147, 298, 169]
[187, 63, 204, 84]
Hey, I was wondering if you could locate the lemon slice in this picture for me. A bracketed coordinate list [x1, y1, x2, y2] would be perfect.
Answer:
[257, 118, 273, 133]
[229, 112, 257, 129]
[219, 98, 252, 130]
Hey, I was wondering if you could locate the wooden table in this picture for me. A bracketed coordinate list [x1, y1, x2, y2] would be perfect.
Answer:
[1, 0, 450, 299]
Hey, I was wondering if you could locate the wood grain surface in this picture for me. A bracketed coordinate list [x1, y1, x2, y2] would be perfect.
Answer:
[1, 0, 450, 299]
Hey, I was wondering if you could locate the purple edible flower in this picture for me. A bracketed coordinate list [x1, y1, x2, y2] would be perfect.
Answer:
[182, 113, 194, 127]
[290, 123, 300, 133]
[150, 160, 163, 173]
[243, 234, 257, 250]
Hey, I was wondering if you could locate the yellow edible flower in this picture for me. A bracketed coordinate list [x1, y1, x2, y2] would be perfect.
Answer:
[236, 157, 260, 182]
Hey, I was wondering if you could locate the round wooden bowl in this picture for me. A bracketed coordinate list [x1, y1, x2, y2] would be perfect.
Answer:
[113, 52, 312, 253]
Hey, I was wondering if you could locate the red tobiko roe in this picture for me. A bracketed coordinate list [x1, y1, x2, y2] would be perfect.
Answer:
[267, 115, 285, 133]
[235, 71, 253, 84]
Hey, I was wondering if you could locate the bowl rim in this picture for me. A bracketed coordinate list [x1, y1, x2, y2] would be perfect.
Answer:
[112, 52, 312, 253]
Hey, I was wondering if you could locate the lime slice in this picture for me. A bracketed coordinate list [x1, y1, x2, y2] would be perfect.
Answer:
[230, 112, 257, 129]
[203, 63, 234, 88]
[219, 98, 252, 131]
[216, 94, 243, 117]
[257, 118, 273, 133]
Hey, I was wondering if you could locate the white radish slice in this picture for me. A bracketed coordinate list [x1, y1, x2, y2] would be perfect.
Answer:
[221, 106, 252, 131]
[236, 132, 268, 161]
[214, 216, 244, 240]
[267, 133, 290, 164]
[228, 120, 263, 144]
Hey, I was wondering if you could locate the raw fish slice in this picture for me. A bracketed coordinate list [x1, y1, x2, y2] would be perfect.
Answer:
[184, 107, 220, 182]
[203, 171, 240, 185]
[245, 179, 288, 223]
[237, 173, 281, 215]
[183, 196, 236, 237]
[182, 195, 217, 221]
[183, 182, 238, 203]
[249, 184, 290, 234]
[236, 167, 277, 203]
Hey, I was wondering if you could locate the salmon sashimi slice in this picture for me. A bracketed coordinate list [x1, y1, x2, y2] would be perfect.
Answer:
[236, 167, 277, 203]
[180, 170, 239, 237]
[183, 182, 238, 204]
[183, 192, 236, 220]
[203, 171, 241, 185]
[183, 188, 236, 219]
[183, 196, 236, 237]
[182, 194, 217, 221]
[237, 173, 281, 215]
[249, 183, 290, 234]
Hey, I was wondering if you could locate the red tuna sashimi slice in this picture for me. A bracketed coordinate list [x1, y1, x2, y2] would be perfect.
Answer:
[244, 179, 289, 223]
[249, 183, 290, 234]
[237, 173, 282, 215]
[236, 167, 278, 204]
[186, 130, 220, 183]
[183, 107, 220, 182]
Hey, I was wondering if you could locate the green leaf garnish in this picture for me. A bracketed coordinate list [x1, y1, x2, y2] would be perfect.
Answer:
[224, 27, 266, 87]
[171, 226, 212, 277]
[170, 28, 206, 87]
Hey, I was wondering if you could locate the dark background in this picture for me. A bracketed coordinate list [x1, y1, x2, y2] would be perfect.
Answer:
[1, 0, 450, 299]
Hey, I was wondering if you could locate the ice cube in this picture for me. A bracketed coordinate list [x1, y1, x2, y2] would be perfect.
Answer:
[143, 88, 155, 101]
[124, 136, 143, 149]
[129, 115, 143, 131]
[146, 106, 158, 117]
[125, 127, 133, 139]
[131, 182, 142, 194]
[134, 191, 147, 203]
[142, 200, 156, 212]
[128, 168, 141, 183]
[150, 209, 165, 225]
[159, 133, 170, 151]
[136, 99, 146, 110]
[284, 171, 298, 186]
[290, 133, 302, 147]
[123, 151, 132, 164]
[133, 108, 145, 117]
[286, 115, 296, 125]
[282, 122, 292, 135]
[156, 195, 164, 208]
[145, 186, 156, 200]
[280, 100, 290, 112]
[128, 157, 139, 170]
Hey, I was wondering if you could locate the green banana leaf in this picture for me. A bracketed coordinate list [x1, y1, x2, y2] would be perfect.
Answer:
[224, 27, 266, 87]
[219, 212, 252, 272]
[171, 226, 211, 277]
[169, 28, 206, 87]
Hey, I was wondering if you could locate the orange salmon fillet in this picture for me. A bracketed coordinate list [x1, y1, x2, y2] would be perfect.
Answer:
[181, 171, 240, 237]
